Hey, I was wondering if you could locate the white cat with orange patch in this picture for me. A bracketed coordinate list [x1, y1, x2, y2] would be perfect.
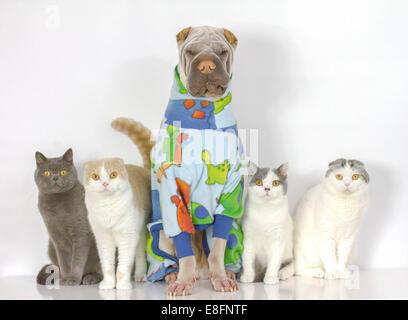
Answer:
[83, 119, 153, 290]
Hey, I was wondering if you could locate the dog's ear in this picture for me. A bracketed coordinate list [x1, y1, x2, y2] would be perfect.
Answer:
[176, 27, 192, 44]
[223, 28, 238, 48]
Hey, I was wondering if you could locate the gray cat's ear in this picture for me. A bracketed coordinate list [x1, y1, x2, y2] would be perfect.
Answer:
[62, 148, 73, 163]
[35, 152, 47, 166]
[277, 162, 289, 178]
[328, 158, 347, 168]
[348, 159, 365, 168]
[246, 161, 258, 176]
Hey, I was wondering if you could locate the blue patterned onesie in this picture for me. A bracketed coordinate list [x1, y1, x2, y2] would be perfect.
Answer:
[146, 66, 244, 281]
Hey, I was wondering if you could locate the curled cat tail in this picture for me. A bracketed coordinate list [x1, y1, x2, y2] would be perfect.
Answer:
[111, 117, 155, 169]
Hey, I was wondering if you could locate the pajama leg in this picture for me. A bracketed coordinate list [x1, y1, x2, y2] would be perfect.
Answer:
[213, 215, 234, 240]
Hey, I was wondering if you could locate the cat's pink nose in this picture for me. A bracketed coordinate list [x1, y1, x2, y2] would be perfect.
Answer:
[345, 183, 350, 187]
[102, 182, 109, 187]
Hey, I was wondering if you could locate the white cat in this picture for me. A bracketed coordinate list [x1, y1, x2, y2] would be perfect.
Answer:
[294, 159, 370, 280]
[240, 162, 294, 284]
[84, 158, 151, 290]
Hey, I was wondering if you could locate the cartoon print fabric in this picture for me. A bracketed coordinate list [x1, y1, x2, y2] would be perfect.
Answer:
[146, 66, 244, 281]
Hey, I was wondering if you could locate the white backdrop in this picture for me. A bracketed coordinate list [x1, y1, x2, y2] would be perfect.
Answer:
[1, 0, 407, 277]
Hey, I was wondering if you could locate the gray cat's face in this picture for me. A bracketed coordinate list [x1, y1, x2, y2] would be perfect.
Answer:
[325, 158, 369, 195]
[247, 162, 289, 201]
[34, 149, 78, 194]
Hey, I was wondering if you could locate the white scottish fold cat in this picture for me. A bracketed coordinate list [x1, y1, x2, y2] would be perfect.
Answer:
[84, 158, 151, 290]
[294, 158, 369, 280]
[240, 162, 294, 284]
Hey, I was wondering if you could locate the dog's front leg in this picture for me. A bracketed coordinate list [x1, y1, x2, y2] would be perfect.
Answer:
[167, 255, 196, 296]
[208, 237, 238, 292]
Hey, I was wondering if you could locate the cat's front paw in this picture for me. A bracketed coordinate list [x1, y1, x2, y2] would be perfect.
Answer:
[279, 265, 295, 281]
[99, 279, 115, 290]
[240, 272, 255, 283]
[264, 275, 279, 285]
[61, 276, 81, 286]
[116, 280, 133, 290]
[134, 273, 147, 282]
[82, 272, 103, 285]
[338, 269, 351, 279]
[324, 270, 339, 280]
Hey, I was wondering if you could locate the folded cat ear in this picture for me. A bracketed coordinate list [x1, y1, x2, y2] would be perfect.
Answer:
[328, 158, 347, 168]
[35, 152, 47, 166]
[246, 160, 258, 176]
[277, 162, 289, 178]
[348, 159, 365, 168]
[62, 148, 73, 163]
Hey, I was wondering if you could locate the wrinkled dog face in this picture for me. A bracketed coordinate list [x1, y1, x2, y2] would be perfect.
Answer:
[177, 26, 238, 98]
[34, 149, 78, 194]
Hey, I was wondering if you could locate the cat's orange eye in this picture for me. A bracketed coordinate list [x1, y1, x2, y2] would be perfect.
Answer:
[110, 171, 118, 179]
[272, 180, 280, 187]
[352, 174, 359, 180]
[91, 173, 100, 181]
[60, 170, 67, 176]
[255, 179, 263, 186]
[44, 171, 51, 177]
[336, 174, 343, 180]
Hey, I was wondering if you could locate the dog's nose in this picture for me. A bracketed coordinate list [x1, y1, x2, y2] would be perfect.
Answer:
[198, 60, 216, 74]
[102, 182, 109, 188]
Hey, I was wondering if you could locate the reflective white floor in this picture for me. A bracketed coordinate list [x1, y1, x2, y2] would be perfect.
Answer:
[1, 269, 407, 300]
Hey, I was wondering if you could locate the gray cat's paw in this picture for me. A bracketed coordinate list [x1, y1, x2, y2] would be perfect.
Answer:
[82, 273, 103, 285]
[61, 276, 81, 286]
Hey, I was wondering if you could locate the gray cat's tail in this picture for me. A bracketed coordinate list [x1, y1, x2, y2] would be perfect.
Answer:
[111, 117, 155, 170]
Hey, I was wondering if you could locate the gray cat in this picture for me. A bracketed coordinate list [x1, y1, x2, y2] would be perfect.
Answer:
[35, 148, 102, 285]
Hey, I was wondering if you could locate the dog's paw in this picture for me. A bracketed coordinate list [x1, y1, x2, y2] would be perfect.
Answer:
[165, 272, 178, 286]
[226, 270, 237, 281]
[210, 272, 238, 292]
[167, 280, 194, 296]
[264, 275, 279, 285]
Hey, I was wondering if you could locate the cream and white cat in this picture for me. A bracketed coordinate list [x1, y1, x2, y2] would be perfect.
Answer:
[84, 158, 151, 290]
[240, 162, 294, 284]
[294, 158, 370, 280]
